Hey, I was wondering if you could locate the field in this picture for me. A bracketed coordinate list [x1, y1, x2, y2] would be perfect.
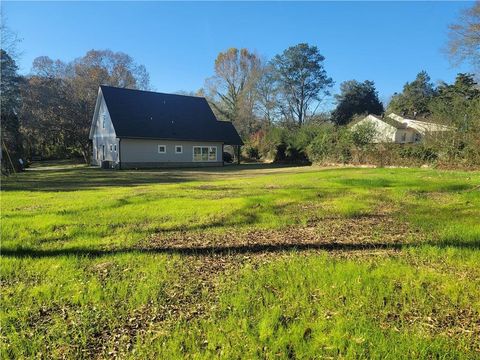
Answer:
[1, 163, 479, 359]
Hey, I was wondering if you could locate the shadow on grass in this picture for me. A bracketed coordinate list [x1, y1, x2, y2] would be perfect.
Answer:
[1, 242, 402, 258]
[2, 240, 478, 259]
[1, 163, 310, 192]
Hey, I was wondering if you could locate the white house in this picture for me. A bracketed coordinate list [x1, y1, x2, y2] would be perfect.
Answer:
[89, 86, 243, 169]
[351, 113, 452, 144]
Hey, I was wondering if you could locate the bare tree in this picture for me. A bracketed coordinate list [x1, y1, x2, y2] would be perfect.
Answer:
[255, 64, 281, 125]
[0, 10, 22, 60]
[447, 1, 480, 77]
[205, 48, 262, 137]
[20, 49, 151, 162]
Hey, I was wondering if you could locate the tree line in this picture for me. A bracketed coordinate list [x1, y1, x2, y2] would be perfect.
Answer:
[1, 1, 479, 171]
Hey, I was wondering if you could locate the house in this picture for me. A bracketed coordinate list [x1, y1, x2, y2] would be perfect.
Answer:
[89, 86, 243, 169]
[351, 113, 452, 144]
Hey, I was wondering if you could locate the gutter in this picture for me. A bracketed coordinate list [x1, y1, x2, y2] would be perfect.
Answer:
[116, 136, 243, 146]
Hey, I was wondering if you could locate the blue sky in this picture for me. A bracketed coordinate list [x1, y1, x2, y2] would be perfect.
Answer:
[3, 1, 473, 108]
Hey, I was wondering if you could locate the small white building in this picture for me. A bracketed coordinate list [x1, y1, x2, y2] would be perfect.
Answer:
[351, 113, 452, 144]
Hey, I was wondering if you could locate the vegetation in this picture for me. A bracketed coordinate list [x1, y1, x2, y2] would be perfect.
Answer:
[243, 72, 480, 167]
[269, 43, 333, 127]
[1, 164, 479, 358]
[20, 50, 150, 163]
[447, 1, 480, 77]
[1, 3, 479, 358]
[2, 1, 479, 170]
[331, 80, 384, 126]
[205, 48, 262, 138]
[387, 71, 436, 118]
[0, 50, 23, 172]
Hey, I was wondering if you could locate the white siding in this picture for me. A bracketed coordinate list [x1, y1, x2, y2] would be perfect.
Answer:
[394, 128, 420, 143]
[91, 94, 119, 166]
[351, 115, 397, 143]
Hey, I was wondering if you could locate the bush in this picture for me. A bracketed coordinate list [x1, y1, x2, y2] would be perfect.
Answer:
[243, 145, 260, 160]
[257, 125, 321, 163]
[253, 119, 479, 168]
[350, 121, 377, 149]
[257, 127, 288, 161]
[399, 145, 438, 162]
[307, 126, 352, 164]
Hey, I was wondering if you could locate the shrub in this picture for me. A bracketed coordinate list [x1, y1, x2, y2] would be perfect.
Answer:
[399, 145, 438, 162]
[306, 126, 336, 163]
[253, 117, 479, 168]
[351, 121, 377, 149]
[258, 127, 288, 161]
[243, 145, 260, 160]
[307, 126, 352, 164]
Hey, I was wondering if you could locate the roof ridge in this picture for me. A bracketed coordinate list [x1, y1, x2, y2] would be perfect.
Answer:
[100, 85, 205, 99]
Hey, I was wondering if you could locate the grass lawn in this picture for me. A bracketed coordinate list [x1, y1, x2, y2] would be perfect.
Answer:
[1, 164, 479, 359]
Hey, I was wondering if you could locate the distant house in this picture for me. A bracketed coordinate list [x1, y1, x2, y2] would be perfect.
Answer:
[351, 113, 452, 144]
[89, 86, 243, 169]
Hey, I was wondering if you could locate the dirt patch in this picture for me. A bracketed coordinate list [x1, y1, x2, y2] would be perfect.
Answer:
[142, 213, 420, 256]
[92, 214, 426, 358]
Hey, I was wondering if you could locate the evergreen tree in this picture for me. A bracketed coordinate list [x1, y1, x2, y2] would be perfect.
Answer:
[331, 80, 384, 125]
[388, 71, 436, 117]
[270, 43, 333, 126]
[429, 73, 480, 131]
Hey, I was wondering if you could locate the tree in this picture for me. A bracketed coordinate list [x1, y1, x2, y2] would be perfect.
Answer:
[1, 49, 24, 171]
[270, 43, 333, 126]
[428, 73, 480, 163]
[429, 73, 480, 130]
[20, 74, 71, 159]
[331, 80, 384, 125]
[387, 71, 436, 117]
[0, 11, 22, 61]
[254, 64, 281, 126]
[447, 1, 480, 77]
[205, 48, 262, 137]
[20, 49, 151, 162]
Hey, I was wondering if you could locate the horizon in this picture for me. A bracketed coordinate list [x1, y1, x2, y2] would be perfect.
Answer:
[3, 1, 475, 109]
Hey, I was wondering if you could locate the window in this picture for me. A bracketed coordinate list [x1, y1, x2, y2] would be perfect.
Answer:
[102, 114, 106, 129]
[414, 133, 421, 143]
[114, 144, 117, 152]
[208, 146, 217, 161]
[401, 133, 406, 142]
[158, 145, 166, 154]
[193, 147, 202, 161]
[175, 145, 183, 154]
[110, 144, 113, 151]
[193, 146, 217, 161]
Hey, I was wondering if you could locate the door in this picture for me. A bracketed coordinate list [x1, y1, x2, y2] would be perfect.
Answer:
[102, 145, 105, 160]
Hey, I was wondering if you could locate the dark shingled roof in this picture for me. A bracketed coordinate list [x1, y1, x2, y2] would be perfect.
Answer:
[100, 85, 243, 145]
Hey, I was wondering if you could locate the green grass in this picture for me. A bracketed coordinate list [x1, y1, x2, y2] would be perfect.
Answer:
[1, 164, 479, 358]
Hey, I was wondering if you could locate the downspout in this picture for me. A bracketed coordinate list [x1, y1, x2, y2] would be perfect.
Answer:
[118, 138, 122, 170]
[95, 135, 99, 166]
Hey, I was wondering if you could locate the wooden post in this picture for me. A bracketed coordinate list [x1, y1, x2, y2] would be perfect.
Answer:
[237, 145, 241, 165]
